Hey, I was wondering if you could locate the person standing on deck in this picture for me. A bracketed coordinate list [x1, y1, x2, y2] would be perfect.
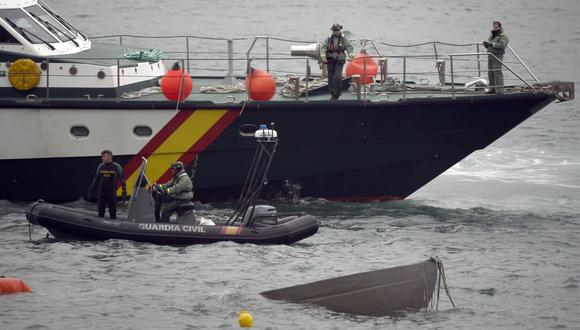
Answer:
[89, 150, 127, 219]
[483, 21, 509, 94]
[320, 23, 354, 100]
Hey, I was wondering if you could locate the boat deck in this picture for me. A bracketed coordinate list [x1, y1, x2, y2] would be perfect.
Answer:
[114, 76, 540, 104]
[0, 35, 574, 105]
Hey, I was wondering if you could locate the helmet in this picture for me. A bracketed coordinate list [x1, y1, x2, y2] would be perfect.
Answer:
[330, 23, 343, 31]
[170, 161, 184, 171]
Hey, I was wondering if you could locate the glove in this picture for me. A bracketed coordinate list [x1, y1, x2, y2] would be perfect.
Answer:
[321, 56, 328, 64]
[482, 41, 490, 47]
[151, 184, 159, 195]
[155, 184, 168, 196]
[347, 56, 354, 62]
[121, 191, 127, 203]
[155, 184, 165, 194]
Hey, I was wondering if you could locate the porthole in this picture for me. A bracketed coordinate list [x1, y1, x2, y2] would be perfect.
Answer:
[239, 124, 257, 137]
[133, 125, 152, 137]
[69, 66, 78, 75]
[97, 70, 106, 79]
[70, 125, 89, 138]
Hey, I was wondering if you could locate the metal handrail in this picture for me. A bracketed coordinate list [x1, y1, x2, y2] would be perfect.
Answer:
[90, 34, 540, 88]
[448, 52, 536, 90]
[507, 45, 539, 84]
[6, 34, 547, 104]
[246, 36, 270, 73]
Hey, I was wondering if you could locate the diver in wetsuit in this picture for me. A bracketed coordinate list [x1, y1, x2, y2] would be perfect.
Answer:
[89, 150, 127, 219]
[152, 161, 193, 223]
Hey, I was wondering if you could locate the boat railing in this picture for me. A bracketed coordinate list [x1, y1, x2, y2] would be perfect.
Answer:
[6, 34, 544, 103]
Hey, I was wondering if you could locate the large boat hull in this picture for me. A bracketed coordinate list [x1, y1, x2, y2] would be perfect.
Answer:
[0, 92, 556, 202]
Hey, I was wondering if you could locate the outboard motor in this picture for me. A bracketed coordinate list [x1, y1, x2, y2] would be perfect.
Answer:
[226, 123, 279, 227]
[242, 205, 278, 226]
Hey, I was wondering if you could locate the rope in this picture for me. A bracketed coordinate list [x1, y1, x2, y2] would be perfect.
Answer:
[189, 155, 198, 198]
[124, 49, 163, 61]
[280, 77, 327, 98]
[435, 256, 456, 309]
[420, 261, 432, 310]
[239, 100, 247, 115]
[200, 83, 245, 94]
[120, 86, 161, 99]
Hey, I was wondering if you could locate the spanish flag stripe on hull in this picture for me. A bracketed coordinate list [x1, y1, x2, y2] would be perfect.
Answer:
[155, 109, 241, 184]
[122, 110, 193, 181]
[119, 109, 238, 196]
[220, 226, 242, 235]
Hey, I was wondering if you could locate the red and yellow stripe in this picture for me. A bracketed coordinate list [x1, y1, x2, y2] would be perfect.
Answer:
[220, 226, 243, 235]
[119, 109, 239, 196]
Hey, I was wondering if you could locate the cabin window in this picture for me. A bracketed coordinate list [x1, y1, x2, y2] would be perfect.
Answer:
[70, 125, 89, 138]
[133, 125, 153, 137]
[0, 25, 20, 44]
[2, 8, 58, 44]
[39, 4, 84, 41]
[25, 5, 77, 42]
[239, 124, 257, 137]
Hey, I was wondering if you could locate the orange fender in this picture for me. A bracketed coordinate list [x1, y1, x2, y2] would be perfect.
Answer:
[246, 69, 276, 101]
[0, 277, 32, 294]
[160, 62, 193, 101]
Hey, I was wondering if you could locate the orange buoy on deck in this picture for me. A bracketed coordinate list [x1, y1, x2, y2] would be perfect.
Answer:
[0, 276, 32, 294]
[346, 50, 378, 85]
[160, 62, 193, 101]
[246, 68, 276, 101]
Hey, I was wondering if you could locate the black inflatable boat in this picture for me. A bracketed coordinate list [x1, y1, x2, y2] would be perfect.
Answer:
[26, 202, 318, 245]
[26, 125, 319, 245]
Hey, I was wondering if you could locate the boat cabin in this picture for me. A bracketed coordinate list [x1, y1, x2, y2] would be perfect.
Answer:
[0, 0, 164, 98]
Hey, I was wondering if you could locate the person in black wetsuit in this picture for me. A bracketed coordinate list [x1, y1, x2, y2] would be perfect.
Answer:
[89, 150, 127, 219]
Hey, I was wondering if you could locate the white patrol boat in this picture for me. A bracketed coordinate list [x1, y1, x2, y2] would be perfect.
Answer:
[0, 0, 574, 204]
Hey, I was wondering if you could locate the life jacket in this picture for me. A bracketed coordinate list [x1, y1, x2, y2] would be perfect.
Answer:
[327, 35, 345, 55]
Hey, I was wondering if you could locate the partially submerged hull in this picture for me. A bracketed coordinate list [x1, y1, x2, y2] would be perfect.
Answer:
[261, 259, 439, 315]
[0, 91, 556, 202]
[26, 201, 319, 245]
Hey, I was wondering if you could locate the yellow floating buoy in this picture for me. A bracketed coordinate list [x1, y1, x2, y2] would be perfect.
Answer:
[238, 310, 253, 328]
[8, 59, 41, 91]
[0, 276, 32, 295]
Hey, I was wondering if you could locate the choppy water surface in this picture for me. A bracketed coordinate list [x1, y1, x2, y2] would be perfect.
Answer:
[2, 0, 580, 329]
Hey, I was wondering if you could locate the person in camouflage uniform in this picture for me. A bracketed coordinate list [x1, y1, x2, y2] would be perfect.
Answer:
[153, 161, 193, 223]
[483, 21, 509, 93]
[320, 23, 354, 100]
